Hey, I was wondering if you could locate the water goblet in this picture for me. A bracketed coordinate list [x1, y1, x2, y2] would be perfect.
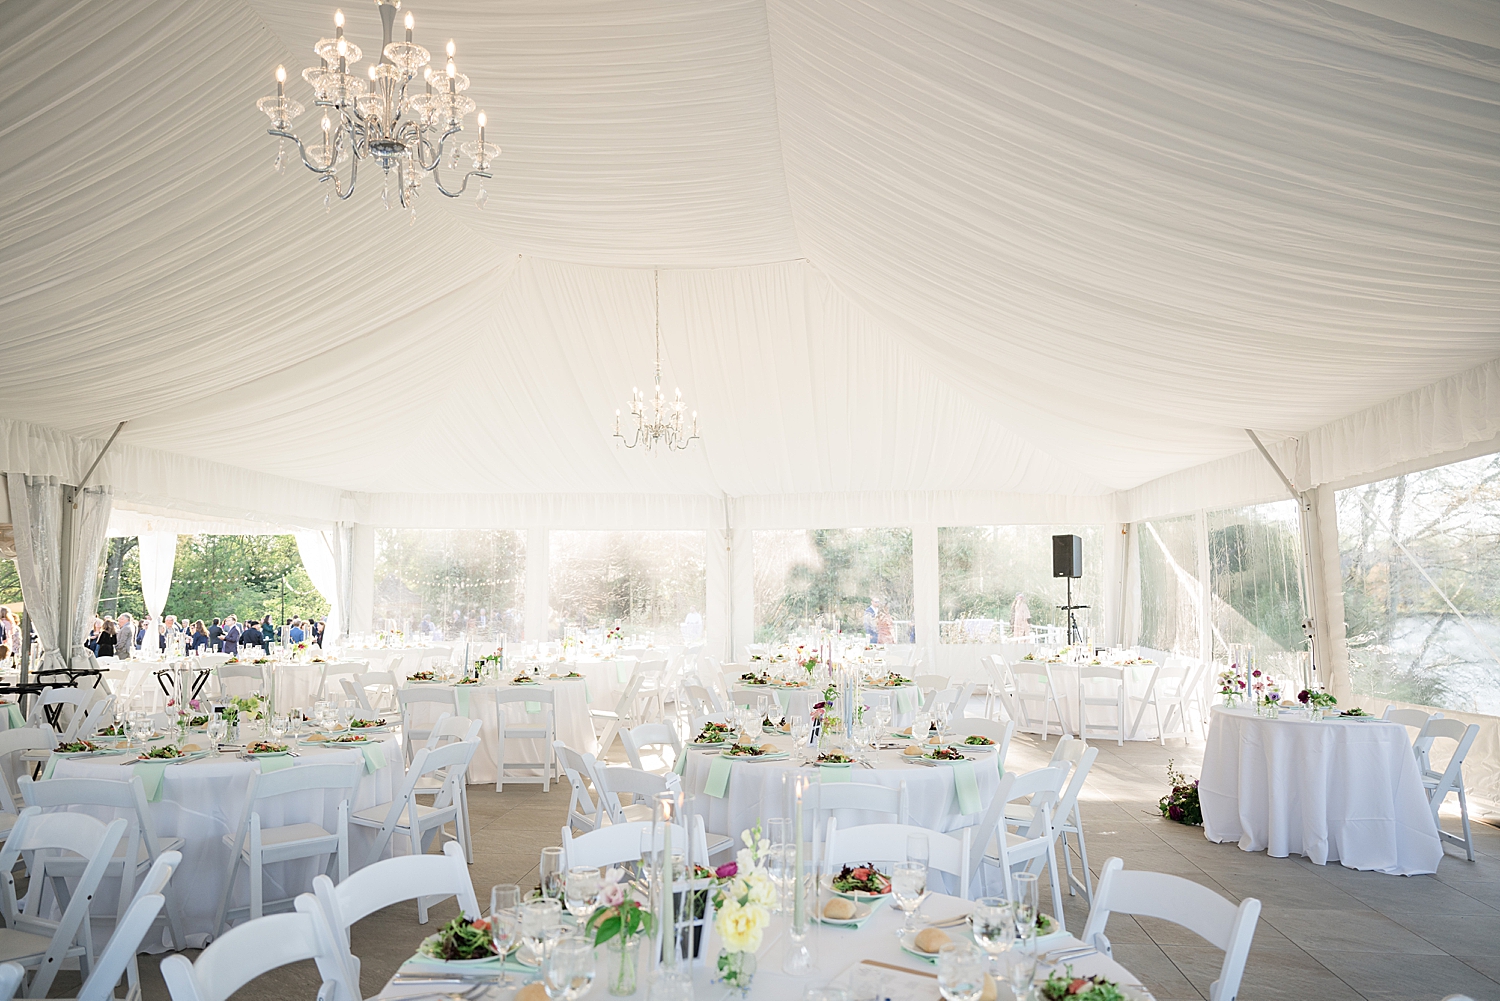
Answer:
[205, 716, 226, 756]
[488, 906, 519, 987]
[539, 846, 566, 900]
[541, 938, 595, 1000]
[563, 866, 601, 923]
[521, 897, 563, 965]
[937, 941, 986, 1001]
[907, 832, 930, 868]
[970, 896, 1014, 974]
[891, 860, 927, 933]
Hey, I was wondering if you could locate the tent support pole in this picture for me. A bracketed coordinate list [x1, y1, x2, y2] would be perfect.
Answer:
[75, 421, 126, 500]
[1246, 429, 1321, 691]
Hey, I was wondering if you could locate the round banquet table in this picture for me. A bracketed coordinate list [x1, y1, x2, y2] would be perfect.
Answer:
[680, 734, 1004, 847]
[49, 730, 404, 948]
[374, 892, 1147, 1000]
[401, 677, 595, 784]
[510, 658, 635, 709]
[343, 646, 454, 676]
[1199, 706, 1442, 875]
[1015, 659, 1167, 740]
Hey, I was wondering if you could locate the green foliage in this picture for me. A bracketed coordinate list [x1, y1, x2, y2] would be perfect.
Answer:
[374, 529, 524, 638]
[755, 528, 912, 642]
[161, 535, 326, 626]
[938, 525, 1102, 639]
[549, 531, 703, 637]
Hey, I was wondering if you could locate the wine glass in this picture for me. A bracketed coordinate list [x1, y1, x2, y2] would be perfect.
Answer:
[521, 897, 563, 965]
[1009, 873, 1040, 1000]
[790, 715, 812, 760]
[539, 846, 565, 900]
[970, 896, 1014, 974]
[767, 817, 793, 912]
[563, 866, 601, 923]
[907, 832, 930, 869]
[488, 904, 519, 987]
[891, 860, 927, 933]
[205, 716, 226, 757]
[269, 714, 288, 744]
[541, 938, 595, 1000]
[937, 942, 985, 1001]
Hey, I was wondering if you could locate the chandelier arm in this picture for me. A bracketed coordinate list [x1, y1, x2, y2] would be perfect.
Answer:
[269, 129, 337, 177]
[414, 126, 462, 173]
[323, 140, 359, 200]
[431, 165, 491, 199]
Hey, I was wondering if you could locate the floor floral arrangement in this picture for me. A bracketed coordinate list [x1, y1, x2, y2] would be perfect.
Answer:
[1158, 759, 1202, 826]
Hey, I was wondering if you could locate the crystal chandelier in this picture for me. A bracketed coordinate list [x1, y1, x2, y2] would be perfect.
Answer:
[255, 0, 499, 219]
[614, 271, 700, 452]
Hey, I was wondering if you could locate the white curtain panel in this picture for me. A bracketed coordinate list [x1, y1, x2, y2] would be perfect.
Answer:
[66, 486, 112, 669]
[295, 531, 341, 645]
[137, 531, 177, 619]
[4, 474, 64, 672]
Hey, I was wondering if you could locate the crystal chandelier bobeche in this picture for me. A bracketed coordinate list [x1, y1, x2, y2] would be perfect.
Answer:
[614, 271, 700, 452]
[256, 0, 498, 218]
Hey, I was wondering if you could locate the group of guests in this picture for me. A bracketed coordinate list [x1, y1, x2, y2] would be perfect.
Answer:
[81, 612, 326, 659]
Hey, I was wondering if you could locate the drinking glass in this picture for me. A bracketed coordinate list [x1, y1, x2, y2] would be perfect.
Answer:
[521, 898, 563, 964]
[970, 896, 1014, 974]
[205, 717, 226, 756]
[891, 860, 927, 932]
[767, 817, 793, 912]
[790, 716, 812, 760]
[539, 846, 566, 900]
[907, 832, 930, 868]
[757, 694, 772, 720]
[489, 907, 518, 986]
[937, 942, 986, 1001]
[541, 938, 595, 1001]
[491, 883, 522, 918]
[269, 715, 288, 743]
[563, 866, 601, 922]
[1009, 873, 1040, 1000]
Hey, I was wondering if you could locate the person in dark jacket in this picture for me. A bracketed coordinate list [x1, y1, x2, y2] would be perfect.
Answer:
[240, 620, 264, 652]
[189, 621, 210, 652]
[208, 617, 224, 652]
[222, 616, 241, 655]
[95, 618, 117, 658]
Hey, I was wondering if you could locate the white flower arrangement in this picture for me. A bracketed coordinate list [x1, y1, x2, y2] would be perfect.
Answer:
[712, 826, 776, 984]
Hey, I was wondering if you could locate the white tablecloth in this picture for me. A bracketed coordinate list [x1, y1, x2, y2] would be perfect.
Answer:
[1199, 706, 1442, 875]
[1016, 661, 1165, 740]
[402, 678, 594, 784]
[344, 646, 454, 676]
[680, 736, 1004, 845]
[375, 892, 1144, 1000]
[51, 731, 404, 947]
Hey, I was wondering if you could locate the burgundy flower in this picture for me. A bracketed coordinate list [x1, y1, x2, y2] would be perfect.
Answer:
[715, 862, 738, 879]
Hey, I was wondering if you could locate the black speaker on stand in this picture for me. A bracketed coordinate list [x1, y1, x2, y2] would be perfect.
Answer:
[1052, 534, 1087, 646]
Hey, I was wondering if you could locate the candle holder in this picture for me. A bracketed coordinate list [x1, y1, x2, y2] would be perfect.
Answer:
[783, 775, 816, 975]
[648, 791, 692, 1000]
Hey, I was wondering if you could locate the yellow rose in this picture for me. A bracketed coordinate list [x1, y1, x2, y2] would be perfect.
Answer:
[715, 900, 769, 953]
[743, 872, 776, 909]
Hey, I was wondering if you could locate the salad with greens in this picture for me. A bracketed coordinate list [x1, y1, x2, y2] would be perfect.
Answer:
[418, 916, 498, 962]
[1040, 968, 1129, 1000]
[693, 721, 736, 744]
[831, 864, 891, 895]
[961, 734, 995, 746]
[57, 740, 99, 754]
[138, 745, 186, 760]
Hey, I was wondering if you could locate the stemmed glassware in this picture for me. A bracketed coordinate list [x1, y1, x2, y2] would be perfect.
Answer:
[790, 715, 812, 762]
[767, 817, 793, 913]
[539, 846, 565, 900]
[937, 942, 986, 1001]
[891, 860, 927, 933]
[541, 938, 595, 1000]
[490, 883, 521, 987]
[563, 866, 601, 923]
[521, 898, 564, 967]
[205, 715, 226, 756]
[1008, 872, 1041, 1000]
[970, 896, 1014, 975]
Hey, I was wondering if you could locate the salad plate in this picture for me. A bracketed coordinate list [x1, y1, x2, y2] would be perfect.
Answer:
[817, 897, 880, 926]
[719, 746, 789, 762]
[827, 864, 892, 899]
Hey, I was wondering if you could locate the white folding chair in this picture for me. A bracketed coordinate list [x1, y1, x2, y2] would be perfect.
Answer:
[0, 808, 127, 998]
[1419, 718, 1480, 861]
[971, 765, 1068, 924]
[0, 965, 20, 1001]
[349, 739, 478, 883]
[212, 760, 362, 934]
[1082, 858, 1261, 1001]
[0, 729, 55, 847]
[213, 664, 264, 699]
[494, 688, 556, 792]
[683, 685, 718, 716]
[913, 674, 950, 696]
[418, 714, 483, 862]
[630, 657, 669, 722]
[949, 718, 1015, 770]
[397, 687, 458, 762]
[595, 765, 681, 826]
[1005, 742, 1099, 902]
[26, 689, 92, 742]
[592, 676, 645, 757]
[560, 817, 706, 872]
[804, 780, 910, 829]
[159, 905, 354, 1001]
[1383, 706, 1441, 771]
[310, 842, 479, 982]
[824, 821, 970, 899]
[77, 850, 178, 1001]
[621, 723, 683, 773]
[1129, 661, 1191, 743]
[985, 656, 1019, 723]
[1009, 663, 1068, 737]
[18, 774, 188, 950]
[1077, 666, 1127, 746]
[554, 742, 606, 834]
[354, 671, 399, 713]
[316, 661, 367, 701]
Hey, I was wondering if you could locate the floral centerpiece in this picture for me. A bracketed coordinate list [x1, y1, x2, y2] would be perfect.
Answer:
[1298, 688, 1337, 709]
[606, 625, 624, 643]
[1158, 759, 1202, 826]
[1216, 668, 1246, 706]
[586, 869, 655, 996]
[711, 827, 776, 995]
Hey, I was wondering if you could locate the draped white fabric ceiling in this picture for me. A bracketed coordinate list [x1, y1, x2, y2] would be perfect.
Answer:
[1, 0, 1497, 523]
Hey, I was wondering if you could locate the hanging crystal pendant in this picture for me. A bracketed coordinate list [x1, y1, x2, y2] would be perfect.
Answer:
[324, 190, 332, 214]
[476, 185, 487, 209]
[381, 172, 392, 210]
[409, 205, 417, 226]
[273, 139, 286, 174]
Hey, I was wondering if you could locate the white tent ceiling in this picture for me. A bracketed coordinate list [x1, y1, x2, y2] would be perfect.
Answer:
[1, 0, 1497, 524]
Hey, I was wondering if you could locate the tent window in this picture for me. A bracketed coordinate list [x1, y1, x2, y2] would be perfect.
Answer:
[937, 526, 1102, 645]
[548, 531, 706, 642]
[1337, 452, 1500, 713]
[1137, 515, 1201, 657]
[1207, 501, 1307, 681]
[374, 530, 525, 642]
[752, 528, 913, 645]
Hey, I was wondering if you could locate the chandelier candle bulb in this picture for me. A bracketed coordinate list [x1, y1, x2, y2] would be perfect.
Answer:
[334, 8, 343, 35]
[276, 65, 285, 99]
[404, 11, 413, 42]
[478, 111, 485, 144]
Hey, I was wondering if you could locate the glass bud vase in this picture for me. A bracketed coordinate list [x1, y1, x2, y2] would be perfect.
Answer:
[714, 948, 756, 997]
[605, 934, 639, 996]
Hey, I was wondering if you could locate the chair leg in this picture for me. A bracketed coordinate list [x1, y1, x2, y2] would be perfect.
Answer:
[1061, 828, 1077, 896]
[1459, 784, 1475, 861]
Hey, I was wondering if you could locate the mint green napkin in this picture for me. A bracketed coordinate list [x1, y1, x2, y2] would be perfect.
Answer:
[454, 686, 471, 716]
[525, 699, 542, 713]
[705, 756, 733, 798]
[616, 662, 630, 683]
[134, 762, 169, 802]
[895, 689, 917, 714]
[41, 753, 58, 781]
[5, 705, 23, 729]
[673, 750, 689, 776]
[257, 754, 296, 774]
[361, 743, 388, 774]
[951, 759, 980, 815]
[819, 763, 853, 783]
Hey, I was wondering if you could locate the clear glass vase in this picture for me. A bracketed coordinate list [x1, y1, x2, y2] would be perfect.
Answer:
[604, 934, 638, 996]
[714, 948, 756, 997]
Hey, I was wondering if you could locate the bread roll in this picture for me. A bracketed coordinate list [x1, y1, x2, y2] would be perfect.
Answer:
[981, 973, 998, 1001]
[915, 927, 951, 954]
[901, 726, 913, 735]
[903, 745, 924, 756]
[928, 735, 942, 745]
[823, 898, 857, 920]
[760, 743, 778, 753]
[514, 985, 548, 1001]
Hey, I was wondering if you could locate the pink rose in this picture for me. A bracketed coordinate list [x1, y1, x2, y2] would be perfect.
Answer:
[599, 881, 625, 908]
[715, 862, 738, 879]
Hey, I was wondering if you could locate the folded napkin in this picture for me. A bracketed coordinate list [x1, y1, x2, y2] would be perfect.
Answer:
[950, 759, 980, 816]
[257, 754, 296, 774]
[705, 756, 734, 798]
[894, 689, 918, 714]
[40, 753, 59, 781]
[454, 687, 471, 716]
[135, 761, 169, 802]
[4, 705, 23, 729]
[672, 750, 690, 776]
[361, 743, 388, 774]
[525, 699, 542, 713]
[819, 763, 853, 783]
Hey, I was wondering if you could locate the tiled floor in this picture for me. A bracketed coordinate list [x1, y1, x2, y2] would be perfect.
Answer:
[118, 733, 1500, 1000]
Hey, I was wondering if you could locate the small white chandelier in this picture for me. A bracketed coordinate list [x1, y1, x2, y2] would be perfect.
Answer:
[255, 0, 498, 219]
[614, 271, 700, 452]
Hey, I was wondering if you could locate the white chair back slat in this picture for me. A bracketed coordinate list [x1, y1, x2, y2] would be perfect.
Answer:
[159, 907, 354, 1001]
[823, 821, 970, 899]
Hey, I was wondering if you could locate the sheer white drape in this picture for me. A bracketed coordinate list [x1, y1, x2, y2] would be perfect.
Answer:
[66, 485, 112, 670]
[5, 474, 64, 673]
[295, 531, 341, 647]
[137, 532, 177, 619]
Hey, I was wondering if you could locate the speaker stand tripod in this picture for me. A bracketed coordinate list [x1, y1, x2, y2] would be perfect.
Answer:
[1059, 576, 1089, 647]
